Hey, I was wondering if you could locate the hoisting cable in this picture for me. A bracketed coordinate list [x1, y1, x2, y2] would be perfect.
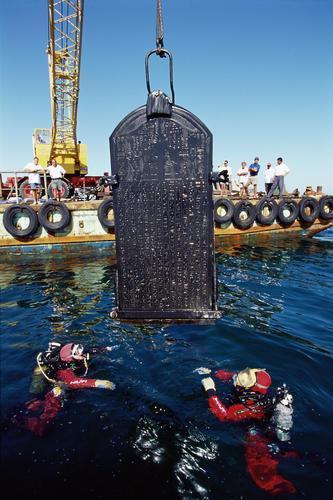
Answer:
[36, 352, 57, 384]
[156, 0, 165, 57]
[145, 0, 175, 103]
[83, 356, 88, 377]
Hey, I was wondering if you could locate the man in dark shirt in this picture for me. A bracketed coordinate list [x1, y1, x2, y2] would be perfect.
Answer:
[246, 156, 261, 198]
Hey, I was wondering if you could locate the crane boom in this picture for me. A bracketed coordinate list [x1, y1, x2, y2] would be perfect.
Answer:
[34, 0, 87, 174]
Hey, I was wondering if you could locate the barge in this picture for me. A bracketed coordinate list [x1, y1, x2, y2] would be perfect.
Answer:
[0, 192, 332, 256]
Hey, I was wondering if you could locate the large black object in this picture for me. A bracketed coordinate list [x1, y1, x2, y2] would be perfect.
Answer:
[109, 51, 220, 321]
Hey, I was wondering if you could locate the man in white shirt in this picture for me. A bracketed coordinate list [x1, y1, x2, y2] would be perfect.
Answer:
[237, 161, 249, 198]
[46, 158, 66, 201]
[23, 156, 43, 203]
[266, 157, 290, 198]
[264, 162, 275, 194]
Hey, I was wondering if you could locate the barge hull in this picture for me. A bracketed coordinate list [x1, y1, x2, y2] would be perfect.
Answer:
[0, 199, 332, 256]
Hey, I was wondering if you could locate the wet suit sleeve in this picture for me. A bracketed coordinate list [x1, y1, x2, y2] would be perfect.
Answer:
[204, 370, 266, 422]
[207, 393, 265, 423]
[57, 369, 98, 389]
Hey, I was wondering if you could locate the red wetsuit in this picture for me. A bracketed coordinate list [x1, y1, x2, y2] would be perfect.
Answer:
[57, 368, 98, 389]
[20, 368, 99, 436]
[14, 344, 114, 436]
[206, 370, 296, 496]
[208, 370, 267, 422]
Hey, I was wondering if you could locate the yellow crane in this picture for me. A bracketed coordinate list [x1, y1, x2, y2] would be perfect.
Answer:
[34, 0, 87, 175]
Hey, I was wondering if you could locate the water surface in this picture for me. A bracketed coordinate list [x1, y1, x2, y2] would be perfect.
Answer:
[1, 230, 333, 499]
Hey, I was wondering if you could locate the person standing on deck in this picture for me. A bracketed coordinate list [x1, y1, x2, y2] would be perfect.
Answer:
[23, 156, 43, 204]
[215, 160, 231, 194]
[264, 162, 275, 194]
[46, 158, 66, 201]
[266, 157, 290, 198]
[237, 161, 249, 198]
[245, 157, 261, 198]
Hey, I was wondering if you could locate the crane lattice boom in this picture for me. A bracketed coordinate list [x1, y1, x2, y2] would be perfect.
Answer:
[47, 0, 85, 172]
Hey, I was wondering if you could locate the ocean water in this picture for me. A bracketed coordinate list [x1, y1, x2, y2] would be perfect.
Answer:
[1, 229, 332, 499]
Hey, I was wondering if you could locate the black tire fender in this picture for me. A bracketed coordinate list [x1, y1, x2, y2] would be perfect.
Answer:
[47, 179, 70, 199]
[233, 201, 256, 229]
[214, 197, 234, 224]
[277, 199, 299, 225]
[319, 195, 333, 221]
[98, 198, 115, 228]
[256, 198, 278, 225]
[298, 196, 320, 223]
[3, 204, 39, 237]
[38, 201, 71, 231]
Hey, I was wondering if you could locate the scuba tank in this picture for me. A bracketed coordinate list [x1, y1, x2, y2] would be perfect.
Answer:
[29, 342, 61, 393]
[272, 384, 294, 442]
[29, 365, 49, 394]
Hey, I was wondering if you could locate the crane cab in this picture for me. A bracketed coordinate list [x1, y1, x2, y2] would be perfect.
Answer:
[33, 128, 88, 175]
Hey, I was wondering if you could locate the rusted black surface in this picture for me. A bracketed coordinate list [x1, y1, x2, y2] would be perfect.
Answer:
[110, 101, 220, 321]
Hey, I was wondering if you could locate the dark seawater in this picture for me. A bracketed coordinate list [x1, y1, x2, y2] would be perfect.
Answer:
[1, 229, 333, 499]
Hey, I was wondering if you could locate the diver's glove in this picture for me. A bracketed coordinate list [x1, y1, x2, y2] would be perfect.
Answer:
[95, 379, 116, 390]
[194, 367, 212, 375]
[202, 377, 216, 392]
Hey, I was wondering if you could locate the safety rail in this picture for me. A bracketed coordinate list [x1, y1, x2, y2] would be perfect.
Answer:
[0, 170, 51, 203]
[0, 170, 104, 204]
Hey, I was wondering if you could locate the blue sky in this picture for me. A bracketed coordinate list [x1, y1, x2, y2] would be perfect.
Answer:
[1, 0, 332, 193]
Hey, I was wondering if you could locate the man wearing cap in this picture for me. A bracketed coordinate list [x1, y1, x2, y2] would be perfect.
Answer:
[264, 162, 275, 194]
[246, 157, 261, 198]
[194, 366, 297, 495]
[13, 342, 116, 436]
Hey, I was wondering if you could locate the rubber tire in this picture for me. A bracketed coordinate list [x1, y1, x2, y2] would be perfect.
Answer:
[19, 179, 32, 199]
[3, 204, 39, 237]
[319, 195, 333, 221]
[277, 199, 299, 225]
[233, 201, 256, 229]
[256, 198, 278, 225]
[298, 196, 320, 223]
[47, 179, 70, 199]
[98, 198, 115, 228]
[214, 197, 234, 224]
[38, 201, 71, 231]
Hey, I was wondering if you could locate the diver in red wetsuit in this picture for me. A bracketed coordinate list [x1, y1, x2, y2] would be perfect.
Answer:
[13, 342, 115, 436]
[196, 366, 297, 496]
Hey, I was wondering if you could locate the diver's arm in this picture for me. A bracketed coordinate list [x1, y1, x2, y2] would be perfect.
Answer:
[202, 377, 258, 422]
[57, 369, 115, 389]
[202, 377, 228, 421]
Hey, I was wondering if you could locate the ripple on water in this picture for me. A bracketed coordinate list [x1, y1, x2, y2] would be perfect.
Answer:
[0, 236, 333, 498]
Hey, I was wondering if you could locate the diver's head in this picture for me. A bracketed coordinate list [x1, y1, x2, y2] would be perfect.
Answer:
[234, 367, 271, 395]
[60, 343, 85, 363]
